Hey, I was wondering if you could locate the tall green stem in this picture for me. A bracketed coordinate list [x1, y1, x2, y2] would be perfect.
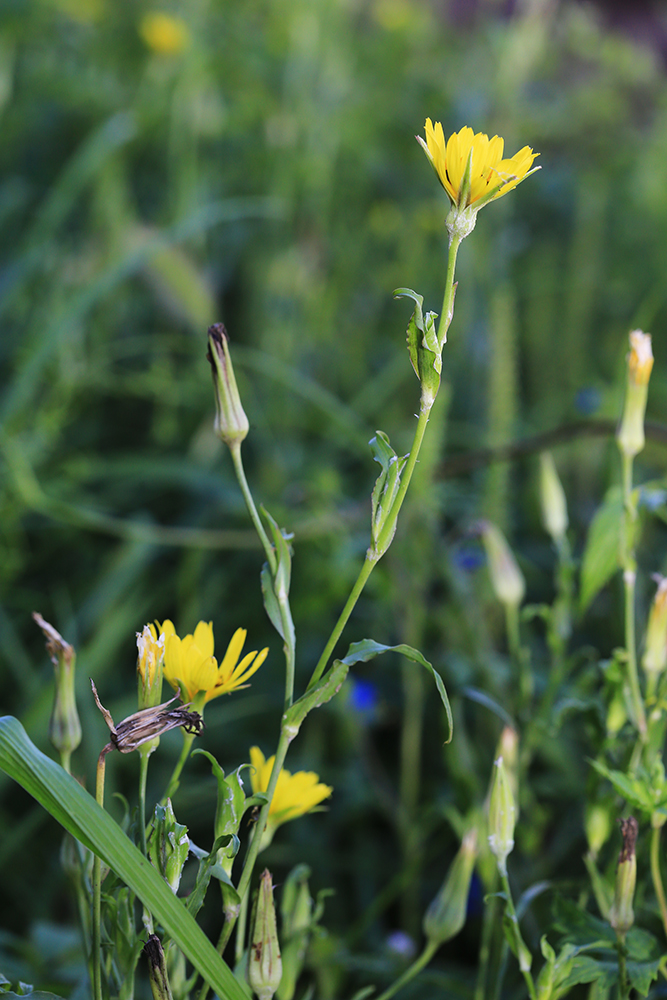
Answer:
[230, 442, 276, 576]
[374, 941, 438, 1000]
[92, 749, 109, 1000]
[620, 452, 647, 739]
[138, 751, 150, 857]
[499, 871, 537, 1000]
[161, 732, 195, 803]
[197, 730, 292, 1000]
[230, 441, 296, 707]
[650, 823, 667, 939]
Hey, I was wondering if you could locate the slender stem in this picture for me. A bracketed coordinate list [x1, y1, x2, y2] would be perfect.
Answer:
[234, 882, 250, 965]
[374, 942, 438, 1000]
[92, 749, 109, 1000]
[138, 750, 150, 856]
[61, 749, 72, 774]
[308, 555, 376, 689]
[474, 872, 498, 1000]
[616, 937, 630, 1000]
[505, 602, 531, 711]
[231, 436, 296, 708]
[499, 871, 537, 1000]
[161, 732, 195, 803]
[230, 442, 276, 576]
[198, 730, 293, 1000]
[620, 452, 647, 738]
[651, 824, 667, 939]
[437, 233, 462, 347]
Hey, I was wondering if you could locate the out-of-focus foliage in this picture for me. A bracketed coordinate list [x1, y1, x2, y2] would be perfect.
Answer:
[2, 0, 667, 994]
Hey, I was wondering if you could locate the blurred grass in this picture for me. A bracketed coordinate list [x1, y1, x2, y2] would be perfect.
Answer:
[2, 0, 667, 992]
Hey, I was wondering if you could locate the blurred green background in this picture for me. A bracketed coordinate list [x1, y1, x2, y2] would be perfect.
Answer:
[2, 0, 667, 994]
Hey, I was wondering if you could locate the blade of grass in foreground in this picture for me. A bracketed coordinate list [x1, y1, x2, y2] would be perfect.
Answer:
[0, 716, 247, 1000]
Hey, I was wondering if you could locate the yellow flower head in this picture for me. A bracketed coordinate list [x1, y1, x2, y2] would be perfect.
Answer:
[163, 621, 267, 703]
[136, 621, 172, 686]
[250, 746, 332, 848]
[418, 120, 538, 209]
[139, 12, 190, 56]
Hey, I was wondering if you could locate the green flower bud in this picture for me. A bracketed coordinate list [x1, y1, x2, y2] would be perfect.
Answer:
[584, 802, 613, 858]
[368, 431, 408, 561]
[488, 756, 516, 877]
[617, 330, 653, 460]
[643, 576, 667, 681]
[610, 817, 638, 942]
[538, 452, 568, 543]
[207, 323, 249, 449]
[495, 727, 519, 817]
[148, 800, 190, 894]
[33, 613, 82, 767]
[480, 522, 525, 609]
[249, 870, 282, 1000]
[143, 934, 174, 1000]
[278, 865, 313, 1000]
[423, 828, 477, 947]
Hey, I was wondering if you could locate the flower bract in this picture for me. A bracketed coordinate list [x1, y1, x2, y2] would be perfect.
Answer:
[250, 746, 332, 847]
[418, 121, 538, 208]
[163, 621, 268, 703]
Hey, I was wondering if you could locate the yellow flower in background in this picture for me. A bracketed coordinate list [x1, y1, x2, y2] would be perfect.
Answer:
[250, 746, 332, 848]
[139, 12, 190, 56]
[418, 121, 538, 208]
[163, 621, 268, 703]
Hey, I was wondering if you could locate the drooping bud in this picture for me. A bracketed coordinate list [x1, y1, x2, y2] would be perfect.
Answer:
[33, 613, 81, 769]
[480, 522, 525, 608]
[148, 800, 190, 894]
[249, 870, 282, 1000]
[207, 323, 249, 449]
[423, 828, 478, 947]
[538, 452, 568, 543]
[609, 816, 638, 941]
[642, 577, 667, 683]
[143, 934, 174, 1000]
[488, 756, 516, 877]
[617, 330, 653, 460]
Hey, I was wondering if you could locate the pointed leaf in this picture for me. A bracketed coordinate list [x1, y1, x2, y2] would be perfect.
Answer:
[282, 660, 349, 742]
[580, 487, 624, 613]
[0, 716, 247, 1000]
[340, 640, 452, 743]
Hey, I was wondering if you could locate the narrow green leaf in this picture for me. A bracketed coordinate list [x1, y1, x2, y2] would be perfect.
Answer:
[282, 660, 349, 741]
[0, 716, 247, 1000]
[340, 640, 453, 743]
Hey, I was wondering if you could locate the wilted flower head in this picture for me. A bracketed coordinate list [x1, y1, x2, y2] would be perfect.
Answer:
[34, 612, 81, 764]
[207, 324, 250, 449]
[250, 746, 332, 849]
[628, 330, 654, 387]
[91, 680, 203, 757]
[418, 121, 538, 210]
[618, 329, 654, 459]
[162, 620, 268, 704]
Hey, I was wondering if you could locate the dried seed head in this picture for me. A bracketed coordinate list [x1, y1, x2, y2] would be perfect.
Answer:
[90, 679, 203, 755]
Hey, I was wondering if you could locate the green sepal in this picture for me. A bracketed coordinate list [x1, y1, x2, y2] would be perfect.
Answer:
[0, 716, 247, 1000]
[283, 659, 349, 742]
[193, 750, 246, 843]
[339, 639, 453, 743]
[369, 430, 408, 559]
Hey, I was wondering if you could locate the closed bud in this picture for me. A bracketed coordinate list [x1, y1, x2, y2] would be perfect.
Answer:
[480, 522, 525, 608]
[249, 870, 282, 1000]
[617, 330, 653, 459]
[642, 576, 667, 681]
[143, 934, 174, 1000]
[33, 613, 81, 766]
[610, 817, 638, 941]
[488, 756, 516, 877]
[423, 828, 477, 947]
[207, 323, 249, 449]
[495, 727, 519, 817]
[148, 800, 190, 894]
[585, 802, 613, 858]
[538, 453, 568, 543]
